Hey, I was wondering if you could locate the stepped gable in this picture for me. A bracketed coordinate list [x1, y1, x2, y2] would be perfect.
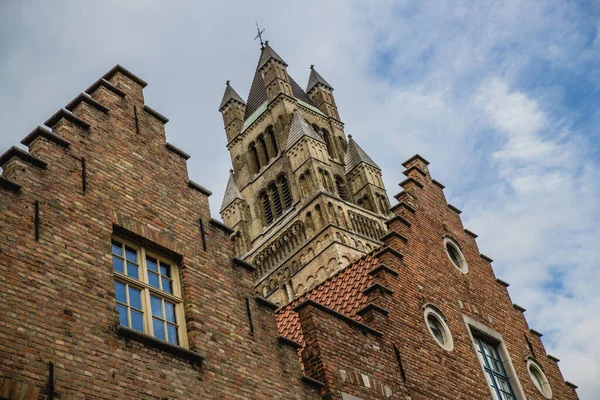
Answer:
[276, 254, 379, 343]
[244, 44, 315, 120]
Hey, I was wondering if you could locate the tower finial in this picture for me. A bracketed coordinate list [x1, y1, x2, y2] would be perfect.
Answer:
[226, 80, 230, 86]
[254, 20, 266, 49]
[310, 64, 314, 70]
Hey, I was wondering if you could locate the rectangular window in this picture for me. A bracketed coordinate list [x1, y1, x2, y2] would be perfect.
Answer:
[112, 237, 186, 347]
[474, 335, 517, 400]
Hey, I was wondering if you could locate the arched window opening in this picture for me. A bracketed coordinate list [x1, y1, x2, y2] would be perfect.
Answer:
[267, 127, 279, 156]
[360, 195, 374, 212]
[338, 136, 347, 153]
[335, 176, 347, 201]
[260, 191, 273, 225]
[258, 135, 270, 163]
[269, 183, 283, 218]
[250, 143, 260, 173]
[279, 176, 292, 209]
[322, 129, 335, 159]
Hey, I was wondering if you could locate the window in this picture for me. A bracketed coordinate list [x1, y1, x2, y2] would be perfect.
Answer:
[423, 306, 453, 351]
[249, 143, 260, 173]
[335, 176, 347, 201]
[112, 238, 186, 347]
[269, 183, 283, 218]
[474, 335, 517, 400]
[444, 236, 468, 274]
[322, 129, 335, 159]
[278, 176, 292, 209]
[260, 191, 273, 225]
[267, 127, 279, 156]
[527, 358, 552, 398]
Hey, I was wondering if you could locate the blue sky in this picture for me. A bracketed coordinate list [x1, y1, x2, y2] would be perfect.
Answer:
[1, 0, 599, 397]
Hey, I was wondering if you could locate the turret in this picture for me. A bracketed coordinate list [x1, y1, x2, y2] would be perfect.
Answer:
[258, 42, 294, 102]
[220, 170, 251, 255]
[306, 65, 340, 121]
[345, 135, 389, 215]
[219, 81, 246, 143]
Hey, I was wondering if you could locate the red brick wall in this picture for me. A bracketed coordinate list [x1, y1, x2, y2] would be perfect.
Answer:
[0, 69, 319, 400]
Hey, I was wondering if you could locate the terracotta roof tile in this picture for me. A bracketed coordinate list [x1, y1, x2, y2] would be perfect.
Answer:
[276, 254, 380, 344]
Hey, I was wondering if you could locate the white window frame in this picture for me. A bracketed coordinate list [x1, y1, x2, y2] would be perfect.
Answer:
[463, 314, 526, 400]
[112, 236, 188, 348]
[423, 304, 454, 351]
[443, 236, 468, 274]
[526, 357, 553, 398]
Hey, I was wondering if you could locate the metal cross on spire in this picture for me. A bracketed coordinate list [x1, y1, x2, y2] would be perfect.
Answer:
[254, 20, 266, 48]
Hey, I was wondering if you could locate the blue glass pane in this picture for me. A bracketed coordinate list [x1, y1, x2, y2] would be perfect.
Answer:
[114, 281, 126, 303]
[131, 310, 144, 332]
[113, 256, 124, 273]
[153, 318, 165, 340]
[160, 263, 170, 277]
[116, 304, 128, 326]
[150, 295, 163, 317]
[164, 302, 175, 323]
[167, 324, 178, 345]
[127, 263, 139, 280]
[112, 241, 123, 256]
[148, 272, 160, 288]
[125, 246, 137, 262]
[147, 257, 158, 272]
[129, 287, 142, 309]
[161, 277, 172, 293]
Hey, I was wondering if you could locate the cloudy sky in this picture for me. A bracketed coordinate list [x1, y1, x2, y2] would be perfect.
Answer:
[1, 0, 599, 397]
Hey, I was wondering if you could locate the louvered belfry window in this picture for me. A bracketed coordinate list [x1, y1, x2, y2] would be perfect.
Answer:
[335, 176, 347, 201]
[261, 191, 273, 224]
[270, 183, 283, 218]
[279, 176, 292, 209]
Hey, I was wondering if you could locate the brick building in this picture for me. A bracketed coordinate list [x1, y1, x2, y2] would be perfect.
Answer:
[0, 43, 579, 399]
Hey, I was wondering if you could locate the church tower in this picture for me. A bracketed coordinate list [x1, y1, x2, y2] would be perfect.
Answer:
[219, 42, 390, 305]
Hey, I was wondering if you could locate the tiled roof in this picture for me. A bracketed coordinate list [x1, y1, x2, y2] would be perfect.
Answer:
[244, 44, 316, 120]
[219, 82, 246, 111]
[286, 111, 325, 150]
[306, 66, 333, 93]
[344, 135, 380, 173]
[276, 254, 379, 344]
[220, 171, 244, 212]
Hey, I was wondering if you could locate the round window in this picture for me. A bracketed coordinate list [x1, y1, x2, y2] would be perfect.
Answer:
[444, 237, 468, 274]
[423, 306, 453, 351]
[527, 359, 552, 398]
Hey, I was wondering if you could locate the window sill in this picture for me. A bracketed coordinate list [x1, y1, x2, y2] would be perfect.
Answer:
[117, 326, 203, 365]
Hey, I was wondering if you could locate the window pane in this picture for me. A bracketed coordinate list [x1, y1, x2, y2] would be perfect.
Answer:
[147, 257, 158, 272]
[164, 302, 176, 323]
[153, 318, 165, 340]
[113, 256, 124, 273]
[129, 287, 142, 310]
[148, 271, 160, 288]
[115, 281, 126, 303]
[127, 263, 139, 280]
[125, 246, 137, 262]
[167, 324, 178, 345]
[160, 263, 170, 277]
[131, 310, 144, 332]
[151, 296, 163, 317]
[112, 241, 123, 256]
[161, 277, 172, 294]
[116, 304, 128, 326]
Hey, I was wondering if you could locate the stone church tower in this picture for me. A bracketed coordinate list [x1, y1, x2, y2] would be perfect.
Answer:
[219, 43, 391, 305]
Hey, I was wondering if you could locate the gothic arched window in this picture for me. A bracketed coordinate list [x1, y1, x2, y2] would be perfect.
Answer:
[260, 191, 273, 225]
[267, 126, 279, 156]
[278, 176, 293, 209]
[269, 183, 283, 218]
[321, 129, 335, 159]
[258, 135, 270, 163]
[335, 176, 347, 201]
[249, 143, 260, 173]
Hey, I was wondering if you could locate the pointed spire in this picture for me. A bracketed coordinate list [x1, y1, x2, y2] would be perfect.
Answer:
[344, 135, 380, 173]
[306, 65, 333, 93]
[220, 170, 245, 212]
[286, 110, 326, 150]
[219, 81, 246, 111]
[258, 41, 287, 70]
[245, 42, 315, 120]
